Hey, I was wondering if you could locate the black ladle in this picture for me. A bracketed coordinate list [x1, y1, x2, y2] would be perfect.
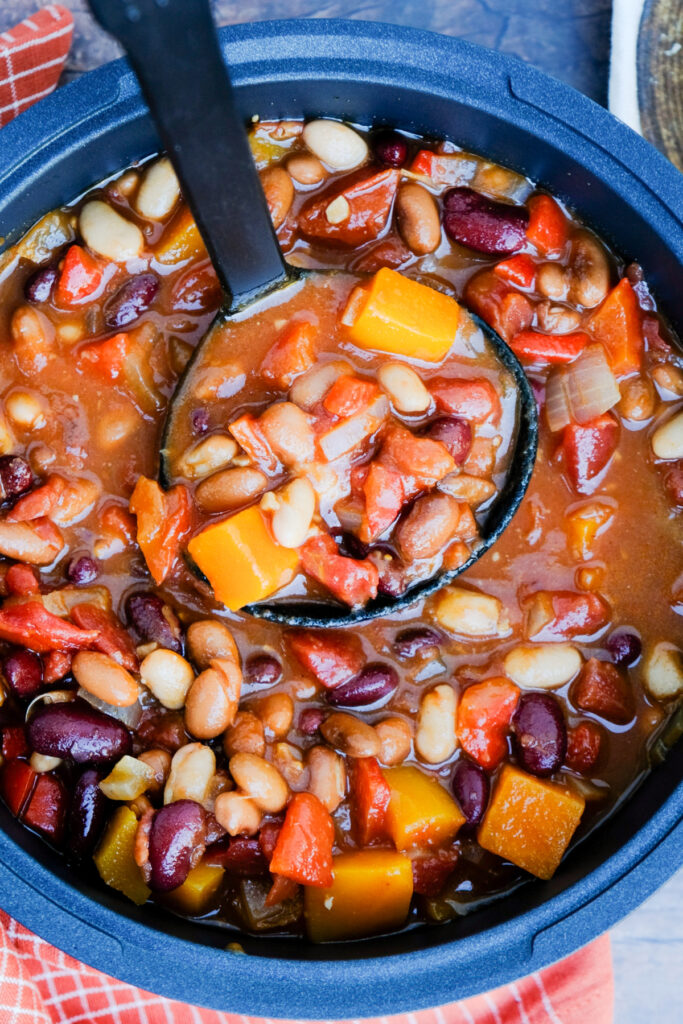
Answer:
[88, 0, 538, 628]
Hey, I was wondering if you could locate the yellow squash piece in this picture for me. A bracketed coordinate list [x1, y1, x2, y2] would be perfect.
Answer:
[167, 861, 224, 915]
[342, 267, 461, 363]
[304, 850, 413, 942]
[187, 505, 300, 610]
[384, 766, 465, 850]
[478, 763, 585, 880]
[93, 806, 151, 906]
[154, 206, 206, 265]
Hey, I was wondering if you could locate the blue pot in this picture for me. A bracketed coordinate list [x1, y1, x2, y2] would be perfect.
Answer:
[0, 19, 681, 1018]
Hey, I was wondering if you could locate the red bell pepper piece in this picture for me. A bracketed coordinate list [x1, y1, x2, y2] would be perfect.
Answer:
[0, 601, 98, 653]
[43, 649, 72, 683]
[566, 721, 603, 774]
[269, 792, 334, 887]
[323, 376, 380, 419]
[78, 332, 130, 381]
[409, 149, 474, 185]
[526, 590, 610, 641]
[23, 772, 67, 844]
[430, 378, 502, 423]
[299, 168, 399, 247]
[300, 534, 379, 607]
[289, 629, 364, 688]
[265, 873, 300, 908]
[456, 678, 520, 770]
[381, 426, 455, 486]
[0, 759, 36, 817]
[2, 725, 29, 761]
[99, 504, 137, 546]
[55, 245, 103, 305]
[526, 194, 568, 256]
[70, 603, 139, 672]
[360, 462, 405, 543]
[494, 253, 536, 289]
[465, 269, 534, 343]
[5, 563, 40, 595]
[509, 331, 589, 364]
[588, 278, 643, 377]
[572, 657, 634, 725]
[351, 235, 412, 274]
[350, 757, 390, 846]
[560, 413, 619, 494]
[129, 477, 192, 585]
[228, 413, 279, 475]
[260, 320, 318, 389]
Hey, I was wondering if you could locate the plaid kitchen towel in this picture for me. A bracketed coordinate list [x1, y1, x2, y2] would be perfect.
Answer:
[0, 4, 73, 127]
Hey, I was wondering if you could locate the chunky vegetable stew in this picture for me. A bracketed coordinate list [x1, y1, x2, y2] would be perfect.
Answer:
[0, 117, 681, 942]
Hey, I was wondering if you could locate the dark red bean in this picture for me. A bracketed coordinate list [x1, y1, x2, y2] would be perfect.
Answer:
[664, 462, 683, 508]
[0, 455, 33, 502]
[368, 550, 409, 597]
[148, 799, 205, 891]
[245, 653, 282, 688]
[443, 187, 529, 255]
[393, 627, 443, 660]
[451, 758, 489, 825]
[330, 529, 369, 561]
[372, 130, 408, 168]
[67, 768, 107, 861]
[2, 649, 43, 698]
[327, 663, 398, 708]
[411, 849, 459, 896]
[192, 408, 210, 435]
[104, 273, 159, 328]
[126, 592, 183, 654]
[23, 772, 67, 844]
[136, 710, 187, 752]
[512, 691, 566, 777]
[25, 265, 58, 303]
[258, 818, 283, 860]
[298, 708, 325, 735]
[28, 698, 131, 763]
[606, 630, 642, 667]
[425, 417, 472, 463]
[67, 555, 98, 586]
[205, 835, 269, 875]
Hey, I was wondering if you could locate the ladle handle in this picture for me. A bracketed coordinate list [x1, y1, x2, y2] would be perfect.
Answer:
[88, 0, 290, 311]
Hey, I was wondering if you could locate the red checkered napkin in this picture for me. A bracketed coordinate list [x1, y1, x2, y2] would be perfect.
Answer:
[0, 4, 73, 127]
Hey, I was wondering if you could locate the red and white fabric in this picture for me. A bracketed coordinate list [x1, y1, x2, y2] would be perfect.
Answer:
[0, 4, 73, 127]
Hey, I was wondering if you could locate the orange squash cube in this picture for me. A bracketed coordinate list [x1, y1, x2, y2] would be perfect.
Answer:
[342, 268, 461, 363]
[478, 764, 585, 880]
[167, 861, 224, 915]
[384, 766, 465, 850]
[93, 806, 151, 906]
[187, 505, 299, 610]
[155, 206, 206, 265]
[304, 850, 413, 942]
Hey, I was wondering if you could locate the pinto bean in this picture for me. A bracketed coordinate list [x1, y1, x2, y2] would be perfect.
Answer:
[536, 301, 581, 334]
[185, 659, 240, 739]
[396, 183, 441, 255]
[377, 361, 432, 413]
[618, 376, 656, 422]
[178, 435, 238, 480]
[138, 748, 172, 794]
[287, 154, 326, 185]
[213, 791, 262, 836]
[321, 712, 380, 758]
[255, 692, 294, 738]
[415, 684, 457, 764]
[260, 167, 294, 229]
[536, 263, 568, 301]
[259, 402, 316, 466]
[224, 711, 265, 758]
[140, 649, 194, 709]
[306, 745, 346, 812]
[228, 753, 289, 813]
[652, 363, 683, 396]
[397, 493, 463, 561]
[186, 620, 239, 669]
[568, 232, 610, 308]
[72, 651, 139, 708]
[5, 390, 47, 430]
[195, 466, 267, 512]
[375, 717, 412, 766]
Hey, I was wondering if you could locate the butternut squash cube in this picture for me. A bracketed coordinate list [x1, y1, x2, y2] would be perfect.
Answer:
[384, 766, 465, 850]
[304, 850, 413, 942]
[154, 206, 206, 265]
[167, 861, 224, 915]
[93, 806, 151, 906]
[478, 764, 585, 880]
[187, 505, 299, 610]
[343, 268, 461, 363]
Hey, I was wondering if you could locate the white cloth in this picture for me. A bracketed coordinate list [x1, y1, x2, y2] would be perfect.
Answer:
[609, 0, 645, 133]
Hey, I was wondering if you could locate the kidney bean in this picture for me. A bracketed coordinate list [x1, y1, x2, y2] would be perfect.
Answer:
[330, 529, 369, 561]
[205, 835, 269, 875]
[566, 721, 603, 774]
[0, 456, 33, 502]
[192, 408, 210, 435]
[451, 758, 489, 825]
[28, 698, 131, 763]
[572, 657, 634, 724]
[67, 767, 107, 861]
[606, 630, 642, 667]
[372, 130, 409, 168]
[24, 265, 58, 303]
[148, 799, 205, 891]
[512, 691, 567, 777]
[393, 626, 442, 660]
[411, 849, 459, 896]
[103, 273, 159, 328]
[327, 663, 398, 708]
[66, 555, 98, 586]
[664, 462, 683, 507]
[136, 710, 187, 752]
[3, 648, 43, 698]
[298, 708, 325, 735]
[443, 187, 529, 255]
[245, 653, 282, 688]
[126, 591, 183, 654]
[425, 417, 472, 464]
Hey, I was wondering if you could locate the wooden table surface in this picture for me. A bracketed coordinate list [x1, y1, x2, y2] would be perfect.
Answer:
[2, 1, 681, 1019]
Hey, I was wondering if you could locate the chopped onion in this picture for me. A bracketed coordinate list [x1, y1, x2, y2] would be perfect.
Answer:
[545, 344, 619, 432]
[545, 367, 572, 432]
[78, 687, 143, 729]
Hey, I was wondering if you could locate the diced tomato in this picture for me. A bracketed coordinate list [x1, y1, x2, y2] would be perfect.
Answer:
[70, 603, 139, 672]
[509, 331, 589, 365]
[560, 413, 619, 494]
[43, 649, 72, 683]
[298, 168, 399, 247]
[525, 590, 610, 641]
[129, 477, 192, 585]
[289, 629, 364, 688]
[494, 253, 536, 289]
[265, 873, 300, 908]
[2, 725, 29, 761]
[456, 678, 520, 770]
[0, 759, 36, 817]
[99, 504, 136, 546]
[55, 245, 103, 305]
[572, 658, 634, 724]
[269, 792, 334, 887]
[409, 149, 475, 185]
[382, 426, 455, 485]
[300, 534, 379, 607]
[411, 848, 459, 896]
[323, 376, 380, 419]
[228, 414, 279, 475]
[0, 601, 98, 653]
[360, 462, 405, 543]
[589, 279, 643, 377]
[351, 235, 412, 274]
[8, 474, 99, 527]
[350, 757, 391, 846]
[260, 320, 318, 389]
[5, 563, 40, 596]
[23, 772, 67, 844]
[566, 721, 603, 774]
[465, 269, 534, 343]
[78, 332, 130, 381]
[430, 378, 501, 423]
[526, 195, 568, 256]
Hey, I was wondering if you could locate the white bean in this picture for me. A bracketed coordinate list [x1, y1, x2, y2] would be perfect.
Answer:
[302, 119, 368, 170]
[377, 362, 431, 413]
[228, 752, 289, 813]
[30, 752, 62, 773]
[135, 158, 181, 220]
[178, 435, 238, 480]
[79, 200, 144, 262]
[5, 390, 46, 430]
[271, 478, 316, 548]
[651, 409, 683, 460]
[504, 643, 582, 689]
[435, 586, 511, 637]
[415, 684, 457, 764]
[643, 643, 683, 699]
[289, 360, 352, 411]
[259, 402, 316, 466]
[164, 742, 216, 805]
[140, 649, 195, 709]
